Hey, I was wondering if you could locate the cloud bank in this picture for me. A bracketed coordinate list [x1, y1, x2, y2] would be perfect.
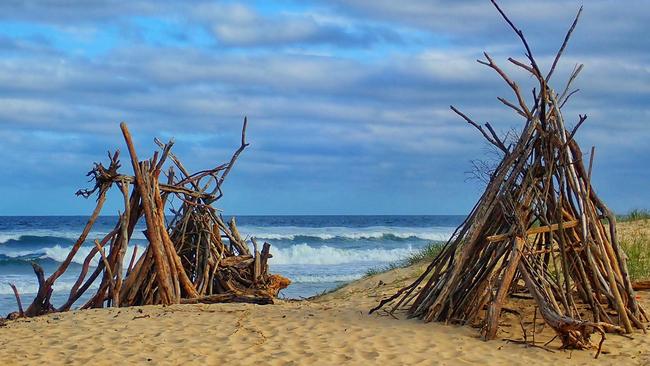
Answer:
[0, 0, 647, 215]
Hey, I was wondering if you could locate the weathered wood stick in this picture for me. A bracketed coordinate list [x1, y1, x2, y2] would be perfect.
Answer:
[9, 283, 24, 317]
[25, 262, 55, 317]
[120, 122, 176, 304]
[484, 237, 524, 340]
[486, 219, 579, 242]
[127, 244, 139, 276]
[228, 217, 250, 255]
[261, 242, 272, 275]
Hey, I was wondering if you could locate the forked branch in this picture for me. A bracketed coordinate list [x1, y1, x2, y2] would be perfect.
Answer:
[450, 105, 509, 154]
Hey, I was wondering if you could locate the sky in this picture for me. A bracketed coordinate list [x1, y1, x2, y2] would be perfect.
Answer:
[0, 0, 648, 216]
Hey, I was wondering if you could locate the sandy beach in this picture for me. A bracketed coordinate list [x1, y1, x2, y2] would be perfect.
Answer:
[0, 0, 647, 364]
[1, 256, 648, 366]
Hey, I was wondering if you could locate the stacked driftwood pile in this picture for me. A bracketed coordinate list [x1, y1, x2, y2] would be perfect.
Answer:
[10, 119, 289, 319]
[372, 1, 646, 355]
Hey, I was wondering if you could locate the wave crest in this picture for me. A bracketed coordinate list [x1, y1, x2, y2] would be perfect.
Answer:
[291, 274, 364, 283]
[0, 230, 147, 246]
[0, 245, 141, 267]
[0, 278, 99, 295]
[1, 226, 453, 247]
[271, 243, 415, 265]
[241, 225, 454, 242]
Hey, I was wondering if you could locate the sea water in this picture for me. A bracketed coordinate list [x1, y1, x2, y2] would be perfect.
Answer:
[0, 215, 463, 315]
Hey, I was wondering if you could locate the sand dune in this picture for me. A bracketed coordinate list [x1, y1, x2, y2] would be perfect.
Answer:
[1, 261, 649, 365]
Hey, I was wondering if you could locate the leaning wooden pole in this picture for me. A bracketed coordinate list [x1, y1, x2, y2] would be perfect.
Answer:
[121, 122, 177, 305]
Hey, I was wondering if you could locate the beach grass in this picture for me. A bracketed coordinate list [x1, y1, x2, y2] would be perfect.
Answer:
[615, 209, 650, 281]
[618, 208, 650, 222]
[620, 229, 650, 282]
[364, 241, 444, 277]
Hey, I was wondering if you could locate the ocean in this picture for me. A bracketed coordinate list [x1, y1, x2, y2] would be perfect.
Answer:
[0, 215, 463, 316]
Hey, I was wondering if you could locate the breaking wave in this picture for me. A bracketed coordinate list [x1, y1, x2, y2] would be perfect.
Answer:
[239, 225, 454, 242]
[270, 243, 416, 265]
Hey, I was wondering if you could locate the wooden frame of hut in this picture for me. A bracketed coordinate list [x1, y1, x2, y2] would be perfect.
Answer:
[371, 1, 646, 355]
[9, 119, 289, 319]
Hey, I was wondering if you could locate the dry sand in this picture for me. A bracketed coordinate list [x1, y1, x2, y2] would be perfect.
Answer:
[2, 223, 649, 365]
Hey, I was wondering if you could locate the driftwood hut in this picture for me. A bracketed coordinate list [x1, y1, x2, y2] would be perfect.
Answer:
[10, 119, 289, 319]
[372, 1, 646, 355]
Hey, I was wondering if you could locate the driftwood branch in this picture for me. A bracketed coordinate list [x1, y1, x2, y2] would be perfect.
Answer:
[219, 116, 250, 188]
[490, 0, 542, 76]
[450, 105, 509, 154]
[567, 114, 588, 143]
[559, 64, 584, 106]
[9, 283, 24, 317]
[478, 53, 532, 118]
[546, 6, 583, 83]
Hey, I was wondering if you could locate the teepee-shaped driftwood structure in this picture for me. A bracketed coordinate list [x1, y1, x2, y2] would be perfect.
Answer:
[372, 2, 646, 353]
[10, 120, 289, 319]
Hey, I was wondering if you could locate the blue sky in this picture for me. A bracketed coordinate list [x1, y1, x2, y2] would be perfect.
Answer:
[0, 0, 648, 215]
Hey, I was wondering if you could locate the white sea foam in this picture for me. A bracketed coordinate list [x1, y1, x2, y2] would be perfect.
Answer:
[2, 241, 416, 267]
[1, 225, 452, 268]
[0, 229, 147, 245]
[42, 245, 142, 266]
[290, 274, 364, 283]
[269, 243, 416, 265]
[0, 244, 142, 267]
[0, 233, 23, 243]
[0, 275, 100, 295]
